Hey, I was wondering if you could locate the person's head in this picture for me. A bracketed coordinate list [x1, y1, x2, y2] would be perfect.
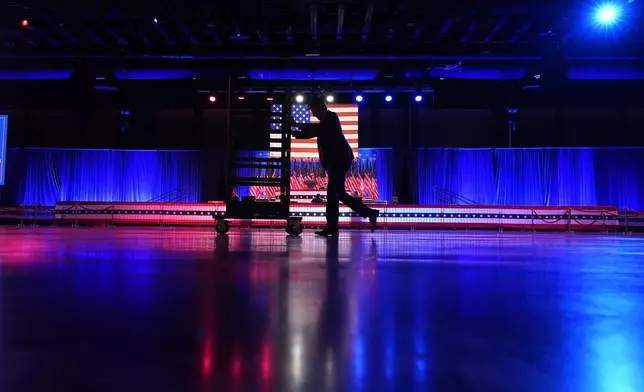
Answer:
[307, 96, 328, 119]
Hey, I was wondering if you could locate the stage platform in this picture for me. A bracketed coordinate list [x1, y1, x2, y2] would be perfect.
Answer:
[8, 201, 632, 231]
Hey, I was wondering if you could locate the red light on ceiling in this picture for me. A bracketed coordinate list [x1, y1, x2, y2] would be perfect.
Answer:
[238, 96, 245, 100]
[209, 96, 216, 102]
[266, 97, 274, 101]
[21, 19, 29, 27]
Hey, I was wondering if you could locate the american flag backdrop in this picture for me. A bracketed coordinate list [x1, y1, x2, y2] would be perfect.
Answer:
[269, 104, 359, 158]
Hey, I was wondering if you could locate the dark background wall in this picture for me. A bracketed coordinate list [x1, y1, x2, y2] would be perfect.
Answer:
[6, 106, 644, 150]
[2, 79, 644, 151]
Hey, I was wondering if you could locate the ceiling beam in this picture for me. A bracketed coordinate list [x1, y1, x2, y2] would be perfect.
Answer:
[32, 27, 60, 47]
[336, 4, 345, 41]
[461, 21, 477, 43]
[10, 30, 37, 47]
[207, 23, 221, 46]
[437, 18, 453, 39]
[154, 21, 175, 46]
[81, 25, 104, 46]
[510, 20, 531, 42]
[55, 23, 80, 46]
[103, 23, 127, 46]
[139, 34, 152, 47]
[362, 5, 373, 44]
[182, 24, 198, 45]
[310, 3, 318, 42]
[286, 26, 293, 43]
[485, 15, 508, 42]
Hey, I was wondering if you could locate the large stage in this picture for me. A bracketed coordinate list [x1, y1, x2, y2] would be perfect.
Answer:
[0, 201, 624, 231]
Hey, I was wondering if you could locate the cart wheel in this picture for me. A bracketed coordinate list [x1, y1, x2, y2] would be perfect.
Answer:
[286, 219, 303, 236]
[215, 219, 230, 235]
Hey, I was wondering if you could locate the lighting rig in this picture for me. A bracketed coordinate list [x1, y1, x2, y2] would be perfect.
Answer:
[198, 81, 434, 106]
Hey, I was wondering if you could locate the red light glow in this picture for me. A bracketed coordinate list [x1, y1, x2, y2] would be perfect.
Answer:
[209, 96, 216, 102]
[21, 19, 29, 27]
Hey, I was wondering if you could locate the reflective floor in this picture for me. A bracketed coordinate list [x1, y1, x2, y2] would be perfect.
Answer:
[1, 227, 643, 392]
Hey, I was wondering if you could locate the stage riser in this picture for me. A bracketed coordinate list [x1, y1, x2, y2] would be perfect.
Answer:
[45, 202, 628, 231]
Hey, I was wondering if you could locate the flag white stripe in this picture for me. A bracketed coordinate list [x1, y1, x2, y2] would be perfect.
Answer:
[270, 133, 358, 140]
[271, 142, 359, 149]
[327, 107, 360, 113]
[285, 124, 358, 131]
[311, 115, 358, 122]
[293, 142, 359, 149]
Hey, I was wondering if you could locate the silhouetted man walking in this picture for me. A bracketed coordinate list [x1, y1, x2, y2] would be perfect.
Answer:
[288, 96, 379, 236]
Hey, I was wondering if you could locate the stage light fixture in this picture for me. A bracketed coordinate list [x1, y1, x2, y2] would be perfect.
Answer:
[238, 96, 245, 100]
[21, 19, 29, 27]
[596, 4, 620, 25]
[414, 95, 423, 102]
[209, 96, 216, 102]
[326, 95, 334, 103]
[355, 95, 364, 103]
[266, 97, 274, 101]
[295, 94, 304, 103]
[153, 18, 158, 24]
[385, 95, 393, 102]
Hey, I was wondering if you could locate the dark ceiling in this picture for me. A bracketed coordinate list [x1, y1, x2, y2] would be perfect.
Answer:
[1, 0, 641, 59]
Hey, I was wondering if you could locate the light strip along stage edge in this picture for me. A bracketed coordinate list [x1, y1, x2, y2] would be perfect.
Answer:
[47, 202, 632, 231]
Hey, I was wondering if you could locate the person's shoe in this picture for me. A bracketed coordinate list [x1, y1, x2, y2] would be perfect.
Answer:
[369, 210, 379, 232]
[315, 228, 339, 236]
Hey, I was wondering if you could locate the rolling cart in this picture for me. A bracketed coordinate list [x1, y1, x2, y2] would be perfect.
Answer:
[214, 96, 303, 236]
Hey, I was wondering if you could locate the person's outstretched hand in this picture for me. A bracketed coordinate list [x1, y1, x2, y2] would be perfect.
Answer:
[286, 113, 297, 126]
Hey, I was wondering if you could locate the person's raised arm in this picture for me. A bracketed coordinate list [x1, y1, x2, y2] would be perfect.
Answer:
[287, 113, 319, 139]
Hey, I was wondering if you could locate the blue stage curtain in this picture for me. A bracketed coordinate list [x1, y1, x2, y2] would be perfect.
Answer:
[416, 149, 497, 205]
[0, 148, 202, 206]
[416, 147, 644, 209]
[495, 148, 551, 206]
[358, 148, 393, 202]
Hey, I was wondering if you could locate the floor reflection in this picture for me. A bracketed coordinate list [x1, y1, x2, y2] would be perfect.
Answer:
[0, 227, 643, 391]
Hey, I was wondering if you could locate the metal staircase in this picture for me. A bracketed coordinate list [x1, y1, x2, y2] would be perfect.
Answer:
[147, 184, 197, 203]
[431, 186, 480, 205]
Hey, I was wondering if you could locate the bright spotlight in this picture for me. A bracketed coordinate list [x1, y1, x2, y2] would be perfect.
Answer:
[153, 18, 159, 24]
[209, 96, 216, 102]
[326, 95, 334, 103]
[355, 95, 364, 103]
[596, 4, 620, 25]
[295, 94, 304, 103]
[385, 95, 393, 102]
[21, 19, 29, 28]
[414, 95, 423, 102]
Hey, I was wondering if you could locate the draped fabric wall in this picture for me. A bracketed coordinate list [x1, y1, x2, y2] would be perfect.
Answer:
[0, 148, 202, 206]
[3, 147, 640, 209]
[416, 147, 644, 210]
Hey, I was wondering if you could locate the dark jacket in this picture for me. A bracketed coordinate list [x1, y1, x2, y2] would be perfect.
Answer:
[293, 110, 354, 171]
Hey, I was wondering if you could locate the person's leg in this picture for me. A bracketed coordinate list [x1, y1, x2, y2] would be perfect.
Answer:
[338, 189, 373, 219]
[333, 168, 379, 231]
[322, 169, 342, 231]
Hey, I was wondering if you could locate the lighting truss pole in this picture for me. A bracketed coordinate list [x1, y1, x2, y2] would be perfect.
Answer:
[507, 108, 517, 148]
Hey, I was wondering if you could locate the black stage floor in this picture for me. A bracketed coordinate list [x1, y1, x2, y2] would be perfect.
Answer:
[1, 227, 643, 391]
